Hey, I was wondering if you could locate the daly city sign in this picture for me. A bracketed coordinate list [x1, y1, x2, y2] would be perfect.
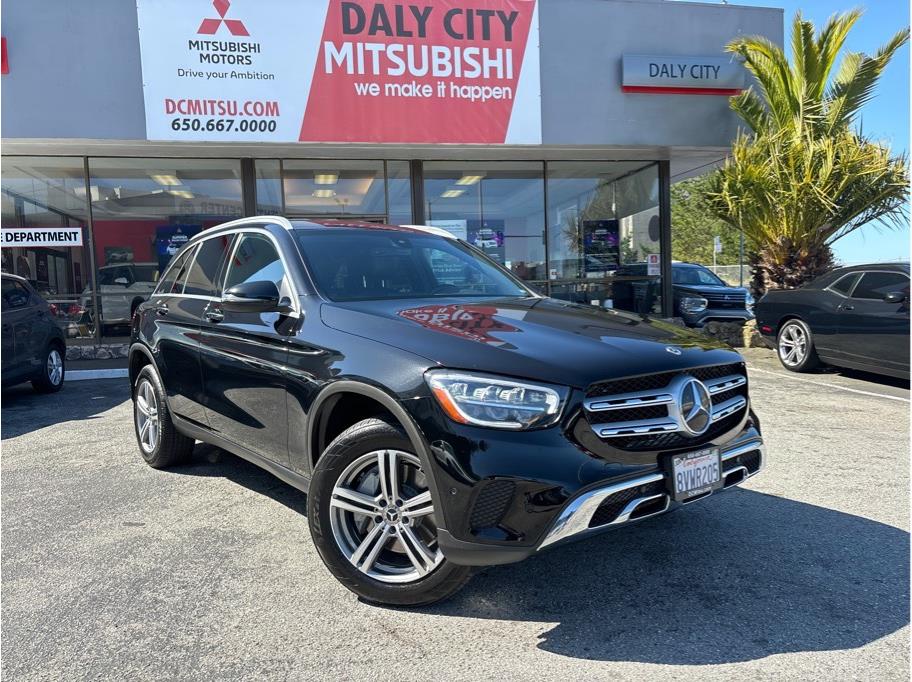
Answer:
[621, 55, 744, 95]
[137, 0, 541, 144]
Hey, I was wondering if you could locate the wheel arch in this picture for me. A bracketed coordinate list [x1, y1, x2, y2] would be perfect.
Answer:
[305, 380, 447, 531]
[128, 342, 156, 387]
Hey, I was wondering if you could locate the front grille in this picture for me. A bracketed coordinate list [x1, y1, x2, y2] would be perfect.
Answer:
[704, 293, 746, 310]
[584, 363, 748, 451]
[588, 480, 665, 527]
[607, 411, 744, 450]
[588, 363, 744, 398]
[469, 480, 515, 531]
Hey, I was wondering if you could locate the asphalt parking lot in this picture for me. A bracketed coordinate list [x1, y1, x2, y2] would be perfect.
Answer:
[2, 348, 909, 681]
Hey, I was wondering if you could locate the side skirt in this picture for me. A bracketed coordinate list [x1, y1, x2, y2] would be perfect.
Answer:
[172, 414, 312, 494]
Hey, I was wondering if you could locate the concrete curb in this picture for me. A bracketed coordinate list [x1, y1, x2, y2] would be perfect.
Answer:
[67, 369, 129, 381]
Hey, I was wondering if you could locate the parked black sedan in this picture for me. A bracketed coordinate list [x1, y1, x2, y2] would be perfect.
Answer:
[1, 273, 66, 392]
[755, 263, 909, 379]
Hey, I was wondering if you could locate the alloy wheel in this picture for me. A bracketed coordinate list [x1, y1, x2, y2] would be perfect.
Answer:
[46, 349, 64, 386]
[135, 379, 160, 454]
[779, 323, 807, 367]
[329, 449, 443, 583]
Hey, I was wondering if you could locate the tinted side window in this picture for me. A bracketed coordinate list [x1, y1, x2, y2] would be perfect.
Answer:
[851, 272, 910, 300]
[184, 234, 234, 296]
[828, 273, 860, 296]
[2, 280, 31, 308]
[224, 234, 286, 292]
[155, 248, 193, 295]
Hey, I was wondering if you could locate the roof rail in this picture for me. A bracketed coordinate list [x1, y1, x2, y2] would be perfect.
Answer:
[400, 224, 457, 239]
[207, 215, 295, 231]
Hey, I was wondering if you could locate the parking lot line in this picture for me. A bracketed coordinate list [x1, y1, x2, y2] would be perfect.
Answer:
[748, 366, 910, 403]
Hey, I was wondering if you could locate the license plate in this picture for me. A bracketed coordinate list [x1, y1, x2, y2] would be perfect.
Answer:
[669, 447, 721, 501]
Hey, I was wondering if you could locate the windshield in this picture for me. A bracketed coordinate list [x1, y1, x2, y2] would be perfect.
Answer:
[295, 229, 531, 302]
[672, 265, 725, 286]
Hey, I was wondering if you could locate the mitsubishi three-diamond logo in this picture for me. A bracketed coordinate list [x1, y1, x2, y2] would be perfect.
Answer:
[197, 0, 249, 36]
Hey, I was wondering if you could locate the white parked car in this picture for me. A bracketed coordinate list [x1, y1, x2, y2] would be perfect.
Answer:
[81, 262, 159, 327]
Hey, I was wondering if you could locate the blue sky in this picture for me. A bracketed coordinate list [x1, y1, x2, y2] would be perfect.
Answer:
[709, 0, 910, 264]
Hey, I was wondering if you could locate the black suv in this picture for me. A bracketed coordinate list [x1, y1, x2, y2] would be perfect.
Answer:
[129, 217, 765, 606]
[614, 262, 754, 327]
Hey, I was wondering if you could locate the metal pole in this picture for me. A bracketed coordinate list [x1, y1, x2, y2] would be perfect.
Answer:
[739, 230, 745, 287]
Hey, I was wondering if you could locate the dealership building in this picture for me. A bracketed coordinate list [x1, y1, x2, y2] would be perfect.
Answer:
[1, 0, 782, 361]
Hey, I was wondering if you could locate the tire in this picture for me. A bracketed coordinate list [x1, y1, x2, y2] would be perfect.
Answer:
[777, 319, 820, 372]
[132, 364, 194, 468]
[308, 418, 473, 607]
[32, 343, 65, 393]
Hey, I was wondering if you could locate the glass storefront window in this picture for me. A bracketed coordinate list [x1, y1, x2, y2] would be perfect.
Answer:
[547, 162, 661, 314]
[88, 158, 243, 341]
[283, 160, 386, 217]
[255, 159, 283, 214]
[255, 160, 412, 224]
[422, 162, 546, 284]
[1, 157, 95, 341]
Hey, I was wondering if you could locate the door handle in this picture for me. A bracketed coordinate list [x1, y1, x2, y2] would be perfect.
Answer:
[841, 304, 855, 311]
[205, 308, 224, 323]
[155, 302, 169, 316]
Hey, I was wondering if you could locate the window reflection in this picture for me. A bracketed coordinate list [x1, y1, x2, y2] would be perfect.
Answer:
[422, 162, 545, 282]
[88, 158, 243, 341]
[547, 162, 661, 314]
[1, 157, 95, 341]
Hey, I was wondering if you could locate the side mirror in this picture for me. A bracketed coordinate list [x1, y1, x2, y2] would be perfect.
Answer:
[114, 277, 129, 286]
[223, 280, 282, 312]
[883, 291, 907, 304]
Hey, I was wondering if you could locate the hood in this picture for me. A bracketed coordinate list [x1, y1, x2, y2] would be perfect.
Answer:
[320, 296, 741, 389]
[675, 284, 749, 297]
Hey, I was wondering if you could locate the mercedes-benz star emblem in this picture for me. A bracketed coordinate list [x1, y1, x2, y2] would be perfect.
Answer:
[677, 377, 712, 436]
[665, 346, 682, 356]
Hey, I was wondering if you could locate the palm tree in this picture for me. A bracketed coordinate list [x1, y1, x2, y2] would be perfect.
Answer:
[705, 10, 909, 294]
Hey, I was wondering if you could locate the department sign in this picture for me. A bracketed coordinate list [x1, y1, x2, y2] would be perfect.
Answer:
[1, 227, 83, 247]
[622, 55, 744, 95]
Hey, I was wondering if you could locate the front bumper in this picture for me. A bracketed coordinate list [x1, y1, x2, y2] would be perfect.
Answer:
[682, 308, 755, 328]
[435, 428, 764, 566]
[537, 437, 763, 549]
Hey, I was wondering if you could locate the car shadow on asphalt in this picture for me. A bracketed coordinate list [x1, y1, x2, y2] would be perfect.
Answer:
[0, 380, 129, 440]
[421, 489, 910, 664]
[171, 444, 910, 665]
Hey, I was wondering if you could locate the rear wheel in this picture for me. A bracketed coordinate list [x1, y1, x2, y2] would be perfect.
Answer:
[308, 418, 472, 606]
[32, 344, 65, 393]
[132, 364, 194, 468]
[777, 319, 819, 372]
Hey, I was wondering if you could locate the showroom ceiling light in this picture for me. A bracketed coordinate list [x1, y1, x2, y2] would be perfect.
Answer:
[455, 174, 485, 186]
[169, 190, 194, 199]
[312, 189, 337, 198]
[314, 172, 339, 185]
[440, 189, 466, 198]
[151, 173, 180, 186]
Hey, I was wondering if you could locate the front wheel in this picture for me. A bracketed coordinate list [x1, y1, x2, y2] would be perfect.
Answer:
[308, 418, 472, 606]
[777, 319, 819, 372]
[32, 344, 65, 393]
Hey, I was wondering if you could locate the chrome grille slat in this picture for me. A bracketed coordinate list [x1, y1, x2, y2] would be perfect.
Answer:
[585, 364, 749, 447]
[591, 417, 680, 438]
[710, 395, 747, 421]
[704, 375, 746, 394]
[583, 390, 675, 412]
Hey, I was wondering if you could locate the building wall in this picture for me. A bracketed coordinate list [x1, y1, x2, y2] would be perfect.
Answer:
[1, 0, 782, 148]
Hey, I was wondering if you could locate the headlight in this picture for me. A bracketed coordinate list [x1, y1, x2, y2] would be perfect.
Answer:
[745, 292, 755, 310]
[680, 296, 708, 313]
[425, 370, 567, 430]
